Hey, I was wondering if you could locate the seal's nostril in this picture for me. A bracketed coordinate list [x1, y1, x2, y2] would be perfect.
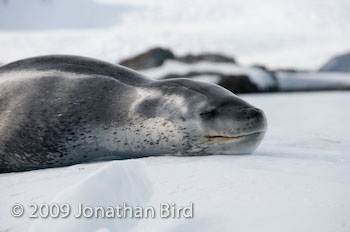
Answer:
[245, 108, 262, 119]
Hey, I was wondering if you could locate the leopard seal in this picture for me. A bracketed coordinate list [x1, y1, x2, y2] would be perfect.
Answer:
[0, 55, 267, 173]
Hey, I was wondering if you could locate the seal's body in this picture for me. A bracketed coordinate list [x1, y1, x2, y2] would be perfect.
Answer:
[0, 55, 267, 173]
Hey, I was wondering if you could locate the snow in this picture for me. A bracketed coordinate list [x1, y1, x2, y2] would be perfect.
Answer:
[0, 0, 350, 70]
[276, 71, 350, 90]
[141, 60, 276, 90]
[1, 91, 349, 232]
[29, 160, 152, 232]
[0, 160, 152, 232]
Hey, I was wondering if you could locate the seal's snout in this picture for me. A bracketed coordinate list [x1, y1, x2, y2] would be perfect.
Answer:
[219, 104, 266, 128]
[199, 101, 267, 139]
[198, 103, 267, 155]
[241, 107, 267, 133]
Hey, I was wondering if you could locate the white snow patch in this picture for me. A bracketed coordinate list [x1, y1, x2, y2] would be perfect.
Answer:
[29, 160, 152, 232]
[0, 160, 152, 232]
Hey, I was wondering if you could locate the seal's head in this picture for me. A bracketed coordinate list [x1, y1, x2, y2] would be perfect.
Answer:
[134, 78, 267, 155]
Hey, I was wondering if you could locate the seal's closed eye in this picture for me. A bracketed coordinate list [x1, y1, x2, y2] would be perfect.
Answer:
[199, 109, 217, 118]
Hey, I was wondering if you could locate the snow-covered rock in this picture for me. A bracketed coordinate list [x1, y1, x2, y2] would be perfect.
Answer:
[141, 60, 277, 92]
[176, 53, 236, 64]
[319, 52, 350, 72]
[119, 47, 175, 70]
[276, 71, 350, 91]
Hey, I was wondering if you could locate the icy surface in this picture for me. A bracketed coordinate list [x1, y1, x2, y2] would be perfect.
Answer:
[0, 0, 350, 69]
[0, 91, 349, 232]
[29, 160, 152, 232]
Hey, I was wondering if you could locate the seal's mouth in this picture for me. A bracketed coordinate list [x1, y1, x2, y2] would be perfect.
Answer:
[204, 132, 264, 142]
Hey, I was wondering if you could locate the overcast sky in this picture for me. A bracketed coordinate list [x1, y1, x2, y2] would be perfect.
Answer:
[0, 0, 349, 69]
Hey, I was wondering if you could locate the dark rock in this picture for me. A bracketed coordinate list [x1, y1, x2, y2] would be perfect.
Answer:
[251, 64, 269, 71]
[273, 68, 309, 73]
[218, 75, 259, 93]
[252, 64, 310, 74]
[119, 47, 175, 70]
[177, 53, 236, 64]
[319, 52, 350, 72]
[160, 71, 215, 80]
